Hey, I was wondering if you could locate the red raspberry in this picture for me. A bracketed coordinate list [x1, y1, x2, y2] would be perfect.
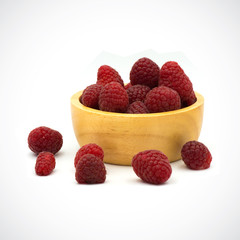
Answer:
[79, 95, 83, 104]
[124, 82, 132, 90]
[97, 65, 124, 86]
[130, 57, 160, 88]
[75, 154, 106, 184]
[81, 84, 102, 109]
[144, 86, 181, 113]
[132, 150, 172, 184]
[159, 61, 196, 107]
[126, 84, 150, 104]
[35, 152, 56, 176]
[99, 82, 129, 113]
[28, 126, 63, 154]
[126, 101, 149, 114]
[181, 90, 197, 108]
[181, 141, 212, 170]
[74, 143, 104, 167]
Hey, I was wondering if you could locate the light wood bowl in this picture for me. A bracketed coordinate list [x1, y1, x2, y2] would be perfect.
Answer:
[71, 91, 204, 165]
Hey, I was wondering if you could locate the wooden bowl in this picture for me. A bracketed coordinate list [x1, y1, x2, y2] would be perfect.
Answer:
[71, 91, 204, 165]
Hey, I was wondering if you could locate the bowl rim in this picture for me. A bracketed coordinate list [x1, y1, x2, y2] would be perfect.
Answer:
[71, 91, 204, 118]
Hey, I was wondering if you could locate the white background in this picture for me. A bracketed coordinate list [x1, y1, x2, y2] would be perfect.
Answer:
[1, 0, 240, 239]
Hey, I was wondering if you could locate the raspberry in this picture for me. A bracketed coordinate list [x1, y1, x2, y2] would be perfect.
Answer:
[181, 141, 212, 170]
[35, 152, 56, 176]
[124, 82, 132, 90]
[159, 61, 196, 107]
[130, 57, 160, 88]
[79, 95, 83, 104]
[81, 84, 102, 109]
[132, 150, 172, 184]
[74, 143, 104, 167]
[28, 126, 63, 154]
[126, 101, 149, 114]
[181, 90, 197, 108]
[97, 65, 124, 86]
[144, 86, 181, 113]
[126, 84, 150, 104]
[75, 154, 106, 184]
[99, 82, 129, 113]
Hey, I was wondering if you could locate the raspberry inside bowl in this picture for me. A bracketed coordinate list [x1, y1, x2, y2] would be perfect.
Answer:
[71, 91, 204, 165]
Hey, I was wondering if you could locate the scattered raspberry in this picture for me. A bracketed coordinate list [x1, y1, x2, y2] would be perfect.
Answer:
[99, 82, 129, 113]
[132, 150, 172, 184]
[144, 86, 181, 113]
[126, 84, 150, 104]
[159, 61, 196, 107]
[81, 84, 102, 109]
[35, 152, 56, 176]
[181, 141, 212, 170]
[97, 65, 124, 86]
[74, 143, 104, 167]
[75, 154, 106, 184]
[126, 101, 149, 114]
[28, 126, 63, 154]
[124, 82, 132, 90]
[130, 57, 160, 88]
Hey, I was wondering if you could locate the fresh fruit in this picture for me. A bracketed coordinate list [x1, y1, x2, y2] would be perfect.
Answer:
[124, 82, 132, 90]
[130, 57, 160, 88]
[81, 84, 102, 109]
[132, 150, 172, 184]
[74, 143, 104, 167]
[144, 86, 181, 113]
[159, 61, 196, 107]
[126, 101, 149, 114]
[28, 126, 63, 154]
[181, 141, 212, 170]
[181, 90, 197, 108]
[75, 154, 106, 184]
[35, 152, 56, 176]
[97, 65, 124, 86]
[98, 82, 129, 113]
[126, 84, 150, 104]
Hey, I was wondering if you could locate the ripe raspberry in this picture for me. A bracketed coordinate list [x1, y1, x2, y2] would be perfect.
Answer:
[126, 101, 149, 114]
[130, 57, 160, 88]
[28, 126, 63, 154]
[75, 154, 106, 184]
[126, 84, 150, 104]
[181, 90, 197, 108]
[132, 150, 172, 184]
[74, 143, 104, 167]
[124, 82, 132, 90]
[97, 65, 124, 86]
[99, 82, 129, 113]
[144, 86, 181, 113]
[159, 61, 196, 107]
[35, 152, 56, 176]
[81, 84, 102, 109]
[181, 141, 212, 170]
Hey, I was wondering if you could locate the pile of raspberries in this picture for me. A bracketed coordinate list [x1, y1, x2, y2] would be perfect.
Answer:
[28, 127, 212, 185]
[80, 57, 197, 114]
[27, 57, 212, 185]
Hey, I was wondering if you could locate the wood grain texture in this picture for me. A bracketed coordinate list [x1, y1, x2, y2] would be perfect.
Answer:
[71, 91, 204, 165]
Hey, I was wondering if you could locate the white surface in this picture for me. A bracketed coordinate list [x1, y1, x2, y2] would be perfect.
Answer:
[0, 1, 239, 240]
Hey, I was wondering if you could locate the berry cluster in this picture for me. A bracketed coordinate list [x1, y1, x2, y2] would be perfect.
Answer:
[74, 144, 106, 184]
[27, 126, 212, 184]
[132, 141, 212, 184]
[27, 57, 212, 185]
[28, 126, 63, 176]
[80, 57, 197, 114]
